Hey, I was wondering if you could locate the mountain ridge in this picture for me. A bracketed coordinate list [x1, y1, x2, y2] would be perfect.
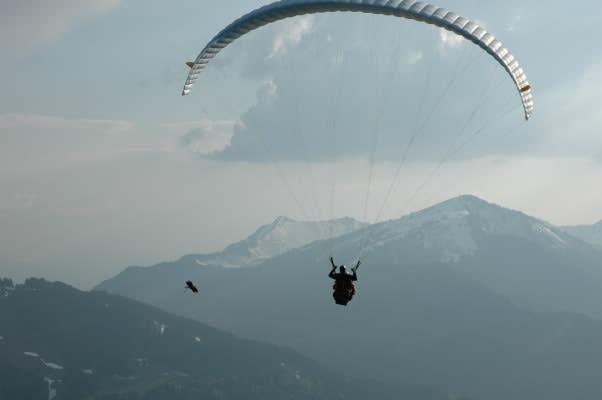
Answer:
[0, 277, 449, 400]
[96, 194, 602, 400]
[176, 216, 364, 269]
[98, 194, 602, 318]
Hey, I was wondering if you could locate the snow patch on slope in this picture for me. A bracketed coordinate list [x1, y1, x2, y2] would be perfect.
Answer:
[154, 321, 167, 335]
[24, 351, 65, 371]
[136, 358, 149, 367]
[533, 224, 566, 244]
[42, 360, 64, 370]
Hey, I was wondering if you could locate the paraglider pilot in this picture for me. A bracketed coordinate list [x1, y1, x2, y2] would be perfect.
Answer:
[329, 256, 359, 306]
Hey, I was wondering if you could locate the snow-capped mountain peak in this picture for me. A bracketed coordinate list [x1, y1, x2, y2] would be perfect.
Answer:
[187, 216, 366, 268]
[335, 195, 575, 264]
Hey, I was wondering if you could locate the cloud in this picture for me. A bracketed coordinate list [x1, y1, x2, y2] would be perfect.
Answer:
[0, 143, 168, 180]
[268, 16, 314, 58]
[438, 29, 465, 50]
[0, 0, 122, 58]
[0, 192, 35, 210]
[168, 119, 242, 156]
[209, 15, 315, 80]
[385, 155, 602, 225]
[402, 49, 423, 65]
[526, 56, 602, 158]
[505, 11, 522, 32]
[66, 147, 164, 163]
[204, 5, 602, 164]
[206, 16, 525, 163]
[0, 114, 132, 134]
[256, 80, 278, 102]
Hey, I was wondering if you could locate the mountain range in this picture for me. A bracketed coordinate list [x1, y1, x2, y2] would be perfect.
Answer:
[99, 195, 602, 317]
[0, 277, 451, 400]
[96, 195, 602, 400]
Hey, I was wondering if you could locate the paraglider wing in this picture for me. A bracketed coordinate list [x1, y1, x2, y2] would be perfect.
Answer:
[182, 0, 533, 120]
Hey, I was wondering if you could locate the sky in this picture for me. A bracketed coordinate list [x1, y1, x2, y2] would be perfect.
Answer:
[2, 0, 602, 289]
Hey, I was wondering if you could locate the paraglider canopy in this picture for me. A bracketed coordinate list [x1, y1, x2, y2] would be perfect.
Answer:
[182, 0, 533, 120]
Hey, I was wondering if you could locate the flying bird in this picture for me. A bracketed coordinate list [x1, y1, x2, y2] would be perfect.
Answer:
[185, 280, 199, 293]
